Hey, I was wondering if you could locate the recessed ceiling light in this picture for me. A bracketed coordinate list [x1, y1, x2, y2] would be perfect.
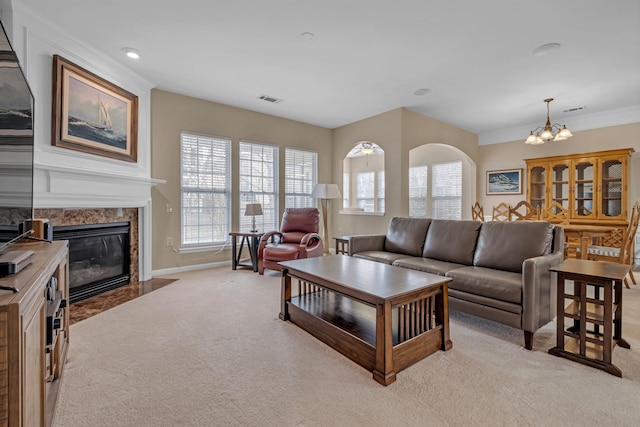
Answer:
[122, 47, 141, 59]
[301, 32, 314, 41]
[414, 88, 432, 96]
[532, 43, 561, 56]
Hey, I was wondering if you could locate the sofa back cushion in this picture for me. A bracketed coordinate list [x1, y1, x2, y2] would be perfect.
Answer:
[473, 221, 554, 273]
[384, 217, 431, 256]
[422, 220, 481, 265]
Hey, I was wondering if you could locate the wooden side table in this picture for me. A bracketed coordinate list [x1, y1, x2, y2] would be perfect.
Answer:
[549, 258, 630, 377]
[333, 236, 350, 255]
[229, 232, 264, 272]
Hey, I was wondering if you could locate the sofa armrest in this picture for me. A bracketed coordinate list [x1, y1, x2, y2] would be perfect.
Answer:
[348, 235, 386, 256]
[521, 250, 564, 333]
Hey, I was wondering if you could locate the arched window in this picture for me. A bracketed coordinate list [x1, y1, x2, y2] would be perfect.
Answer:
[409, 144, 476, 219]
[341, 141, 385, 214]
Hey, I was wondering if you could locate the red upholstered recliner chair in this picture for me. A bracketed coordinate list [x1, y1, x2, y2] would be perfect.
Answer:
[257, 208, 323, 275]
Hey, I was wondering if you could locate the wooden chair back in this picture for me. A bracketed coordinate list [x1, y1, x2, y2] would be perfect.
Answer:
[587, 202, 639, 287]
[541, 202, 569, 224]
[491, 202, 510, 222]
[471, 202, 484, 222]
[621, 202, 640, 264]
[509, 200, 540, 221]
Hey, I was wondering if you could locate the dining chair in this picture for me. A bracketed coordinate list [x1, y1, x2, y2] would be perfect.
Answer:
[509, 200, 540, 221]
[541, 201, 569, 224]
[471, 202, 485, 222]
[491, 202, 510, 222]
[586, 202, 640, 288]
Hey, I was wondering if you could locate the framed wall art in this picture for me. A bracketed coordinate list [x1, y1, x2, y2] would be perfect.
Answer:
[51, 55, 138, 162]
[486, 168, 522, 195]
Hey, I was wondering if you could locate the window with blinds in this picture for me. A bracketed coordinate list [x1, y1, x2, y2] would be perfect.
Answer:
[409, 166, 428, 217]
[432, 161, 462, 219]
[356, 171, 375, 211]
[239, 141, 278, 232]
[343, 173, 350, 209]
[180, 133, 231, 246]
[284, 148, 317, 208]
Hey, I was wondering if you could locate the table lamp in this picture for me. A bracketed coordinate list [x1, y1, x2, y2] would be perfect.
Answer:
[245, 203, 263, 232]
[311, 183, 342, 253]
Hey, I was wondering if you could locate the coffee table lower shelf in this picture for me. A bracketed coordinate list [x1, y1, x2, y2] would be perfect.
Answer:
[287, 292, 446, 376]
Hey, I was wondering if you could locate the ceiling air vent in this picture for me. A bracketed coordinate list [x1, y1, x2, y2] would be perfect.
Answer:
[563, 105, 586, 113]
[257, 94, 283, 104]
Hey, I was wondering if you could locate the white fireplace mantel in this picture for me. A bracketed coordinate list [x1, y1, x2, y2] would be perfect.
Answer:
[33, 162, 166, 281]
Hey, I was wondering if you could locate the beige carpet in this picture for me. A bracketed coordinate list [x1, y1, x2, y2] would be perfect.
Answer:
[54, 266, 640, 426]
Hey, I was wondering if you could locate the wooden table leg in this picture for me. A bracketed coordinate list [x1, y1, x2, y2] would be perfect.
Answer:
[231, 235, 238, 270]
[436, 285, 452, 350]
[373, 300, 396, 386]
[279, 268, 291, 321]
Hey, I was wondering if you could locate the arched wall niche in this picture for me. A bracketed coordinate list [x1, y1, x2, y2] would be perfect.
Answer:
[341, 141, 385, 215]
[409, 143, 476, 219]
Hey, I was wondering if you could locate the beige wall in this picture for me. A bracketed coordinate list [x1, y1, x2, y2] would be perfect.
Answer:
[151, 89, 332, 270]
[151, 88, 638, 271]
[478, 123, 640, 217]
[331, 107, 478, 237]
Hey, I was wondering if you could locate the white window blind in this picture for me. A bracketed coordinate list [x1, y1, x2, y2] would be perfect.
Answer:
[377, 170, 385, 213]
[432, 161, 462, 219]
[284, 148, 317, 208]
[239, 141, 278, 232]
[343, 172, 350, 209]
[180, 132, 231, 246]
[356, 171, 375, 212]
[409, 166, 428, 217]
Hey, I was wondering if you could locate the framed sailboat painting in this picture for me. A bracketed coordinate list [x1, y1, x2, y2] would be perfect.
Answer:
[52, 55, 138, 162]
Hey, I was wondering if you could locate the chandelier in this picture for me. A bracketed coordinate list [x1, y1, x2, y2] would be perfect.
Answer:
[360, 142, 374, 154]
[525, 98, 573, 145]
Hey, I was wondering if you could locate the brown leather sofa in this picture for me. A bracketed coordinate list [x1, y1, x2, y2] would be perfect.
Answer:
[348, 217, 565, 349]
[258, 208, 323, 275]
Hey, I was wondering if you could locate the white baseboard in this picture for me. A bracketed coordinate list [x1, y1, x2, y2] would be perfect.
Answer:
[151, 260, 231, 277]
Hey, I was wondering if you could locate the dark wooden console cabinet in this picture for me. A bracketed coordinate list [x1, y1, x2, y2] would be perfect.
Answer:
[0, 240, 69, 426]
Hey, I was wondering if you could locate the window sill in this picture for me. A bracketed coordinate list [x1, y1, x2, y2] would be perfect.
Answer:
[339, 210, 385, 216]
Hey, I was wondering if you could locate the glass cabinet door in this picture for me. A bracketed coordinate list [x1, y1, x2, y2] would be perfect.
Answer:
[550, 162, 570, 211]
[528, 165, 547, 212]
[574, 159, 595, 219]
[599, 157, 624, 219]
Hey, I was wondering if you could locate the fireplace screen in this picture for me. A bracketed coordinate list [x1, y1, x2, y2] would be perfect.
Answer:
[53, 222, 130, 303]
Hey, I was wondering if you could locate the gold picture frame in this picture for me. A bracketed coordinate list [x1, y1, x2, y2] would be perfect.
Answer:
[51, 55, 138, 162]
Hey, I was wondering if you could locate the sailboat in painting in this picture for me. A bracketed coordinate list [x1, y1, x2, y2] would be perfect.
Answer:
[67, 93, 126, 149]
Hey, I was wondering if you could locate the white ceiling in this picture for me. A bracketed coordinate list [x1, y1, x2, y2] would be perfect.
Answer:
[19, 0, 640, 144]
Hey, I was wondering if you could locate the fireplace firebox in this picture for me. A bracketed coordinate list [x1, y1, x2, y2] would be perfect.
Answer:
[53, 222, 130, 304]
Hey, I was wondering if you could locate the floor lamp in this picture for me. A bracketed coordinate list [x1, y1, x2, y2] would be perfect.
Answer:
[311, 183, 342, 254]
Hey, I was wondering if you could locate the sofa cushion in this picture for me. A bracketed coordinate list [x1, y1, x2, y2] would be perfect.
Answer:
[446, 266, 522, 304]
[473, 221, 554, 273]
[384, 217, 431, 256]
[392, 257, 465, 276]
[422, 219, 481, 265]
[353, 251, 411, 265]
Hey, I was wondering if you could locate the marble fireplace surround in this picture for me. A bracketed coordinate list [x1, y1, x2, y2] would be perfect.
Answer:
[33, 163, 165, 282]
[33, 208, 140, 284]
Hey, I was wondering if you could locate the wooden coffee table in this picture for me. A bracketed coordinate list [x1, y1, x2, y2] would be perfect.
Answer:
[279, 256, 452, 385]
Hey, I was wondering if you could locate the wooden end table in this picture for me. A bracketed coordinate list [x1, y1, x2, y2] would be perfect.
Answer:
[229, 231, 264, 272]
[333, 236, 350, 255]
[549, 258, 630, 377]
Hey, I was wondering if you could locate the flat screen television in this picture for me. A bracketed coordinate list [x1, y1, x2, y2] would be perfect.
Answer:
[0, 18, 35, 254]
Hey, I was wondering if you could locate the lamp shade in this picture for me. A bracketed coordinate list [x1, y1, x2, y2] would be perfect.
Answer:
[311, 183, 342, 199]
[244, 203, 263, 216]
